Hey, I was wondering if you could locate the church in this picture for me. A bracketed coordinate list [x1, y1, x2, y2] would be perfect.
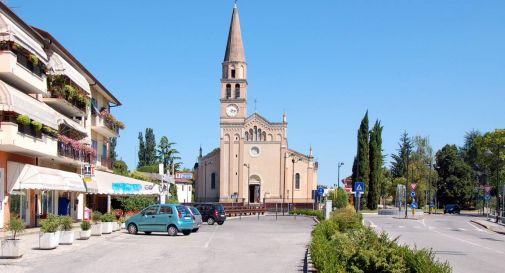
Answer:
[195, 5, 318, 207]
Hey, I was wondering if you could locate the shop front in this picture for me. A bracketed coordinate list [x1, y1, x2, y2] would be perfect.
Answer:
[6, 161, 86, 227]
[85, 171, 159, 215]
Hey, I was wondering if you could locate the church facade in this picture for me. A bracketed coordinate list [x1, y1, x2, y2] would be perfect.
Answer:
[195, 5, 318, 206]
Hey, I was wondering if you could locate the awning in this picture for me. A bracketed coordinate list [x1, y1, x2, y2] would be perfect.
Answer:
[58, 114, 87, 135]
[0, 81, 58, 128]
[87, 171, 160, 195]
[48, 53, 91, 94]
[0, 14, 47, 61]
[7, 161, 86, 193]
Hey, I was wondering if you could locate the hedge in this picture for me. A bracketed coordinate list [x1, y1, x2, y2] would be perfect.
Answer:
[290, 208, 324, 221]
[310, 206, 451, 273]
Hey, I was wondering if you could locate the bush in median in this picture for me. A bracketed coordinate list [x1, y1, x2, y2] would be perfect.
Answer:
[290, 208, 324, 221]
[310, 207, 451, 273]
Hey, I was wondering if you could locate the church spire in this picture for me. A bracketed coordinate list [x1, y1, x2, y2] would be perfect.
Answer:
[224, 4, 246, 63]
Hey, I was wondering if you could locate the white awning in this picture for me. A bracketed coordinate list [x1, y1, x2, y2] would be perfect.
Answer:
[87, 171, 160, 195]
[48, 53, 91, 94]
[0, 81, 58, 128]
[57, 114, 87, 135]
[0, 14, 47, 61]
[7, 161, 86, 193]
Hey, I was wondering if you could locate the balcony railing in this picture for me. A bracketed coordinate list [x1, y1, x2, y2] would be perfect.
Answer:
[57, 141, 96, 163]
[0, 41, 47, 77]
[100, 155, 113, 170]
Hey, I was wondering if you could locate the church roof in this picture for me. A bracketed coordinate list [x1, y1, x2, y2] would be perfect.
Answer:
[245, 112, 285, 127]
[223, 4, 246, 63]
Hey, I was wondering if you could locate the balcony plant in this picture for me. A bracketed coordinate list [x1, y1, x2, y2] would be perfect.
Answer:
[15, 114, 30, 128]
[31, 120, 42, 132]
[80, 220, 92, 240]
[58, 216, 74, 245]
[42, 126, 58, 138]
[0, 215, 25, 259]
[63, 85, 77, 100]
[91, 211, 102, 236]
[39, 214, 60, 250]
[101, 213, 115, 234]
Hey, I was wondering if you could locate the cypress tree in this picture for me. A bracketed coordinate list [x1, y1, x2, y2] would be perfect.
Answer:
[368, 120, 383, 210]
[350, 111, 369, 209]
[137, 132, 146, 168]
[145, 128, 157, 165]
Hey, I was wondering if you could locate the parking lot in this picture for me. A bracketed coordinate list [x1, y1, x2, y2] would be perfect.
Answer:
[1, 215, 316, 273]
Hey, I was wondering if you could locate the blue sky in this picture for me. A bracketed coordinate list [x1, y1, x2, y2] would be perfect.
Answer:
[9, 0, 505, 186]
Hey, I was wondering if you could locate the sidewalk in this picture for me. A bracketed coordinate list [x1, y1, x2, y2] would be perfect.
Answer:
[470, 218, 505, 235]
[0, 223, 81, 240]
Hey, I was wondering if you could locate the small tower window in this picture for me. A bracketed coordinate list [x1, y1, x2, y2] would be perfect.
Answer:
[295, 173, 301, 190]
[231, 69, 236, 78]
[235, 84, 240, 98]
[226, 84, 231, 99]
[211, 173, 216, 189]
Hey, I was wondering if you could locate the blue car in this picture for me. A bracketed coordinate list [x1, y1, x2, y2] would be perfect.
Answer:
[126, 204, 194, 236]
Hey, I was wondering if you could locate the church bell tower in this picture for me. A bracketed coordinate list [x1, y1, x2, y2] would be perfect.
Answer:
[220, 4, 247, 124]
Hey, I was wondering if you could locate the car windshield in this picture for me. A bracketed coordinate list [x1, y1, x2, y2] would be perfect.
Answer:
[216, 204, 225, 212]
[190, 207, 200, 215]
[177, 206, 190, 215]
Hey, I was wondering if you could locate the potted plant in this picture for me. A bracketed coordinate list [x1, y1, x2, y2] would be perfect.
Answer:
[59, 216, 74, 245]
[31, 120, 42, 132]
[101, 213, 114, 234]
[1, 216, 25, 258]
[15, 114, 31, 132]
[91, 212, 102, 236]
[80, 221, 92, 240]
[39, 214, 60, 250]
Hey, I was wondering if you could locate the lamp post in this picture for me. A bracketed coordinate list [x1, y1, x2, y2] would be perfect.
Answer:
[484, 145, 505, 223]
[336, 162, 344, 208]
[244, 163, 250, 206]
[405, 148, 410, 219]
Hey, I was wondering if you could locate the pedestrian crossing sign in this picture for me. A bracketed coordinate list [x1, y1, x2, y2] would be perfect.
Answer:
[354, 182, 365, 193]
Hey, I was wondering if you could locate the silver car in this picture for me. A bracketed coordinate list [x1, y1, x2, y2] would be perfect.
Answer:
[187, 206, 203, 232]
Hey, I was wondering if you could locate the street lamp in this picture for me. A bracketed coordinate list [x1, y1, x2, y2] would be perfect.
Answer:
[336, 162, 344, 208]
[244, 163, 250, 206]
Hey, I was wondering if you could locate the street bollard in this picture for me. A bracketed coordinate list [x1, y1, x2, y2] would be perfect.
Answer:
[257, 212, 260, 221]
[275, 203, 278, 221]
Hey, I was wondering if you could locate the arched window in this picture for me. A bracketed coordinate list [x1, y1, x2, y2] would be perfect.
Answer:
[235, 84, 240, 98]
[295, 173, 301, 190]
[245, 131, 249, 141]
[226, 84, 231, 99]
[231, 69, 236, 78]
[211, 173, 216, 189]
[262, 132, 267, 142]
[249, 129, 253, 141]
[258, 129, 262, 141]
[254, 126, 258, 141]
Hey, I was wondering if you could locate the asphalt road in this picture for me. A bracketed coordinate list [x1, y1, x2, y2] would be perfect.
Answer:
[2, 216, 315, 273]
[363, 213, 505, 273]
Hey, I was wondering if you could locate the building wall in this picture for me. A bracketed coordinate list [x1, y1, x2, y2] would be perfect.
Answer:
[196, 151, 220, 202]
[176, 182, 192, 203]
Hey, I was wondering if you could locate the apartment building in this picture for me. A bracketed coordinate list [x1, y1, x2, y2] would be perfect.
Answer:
[0, 3, 155, 229]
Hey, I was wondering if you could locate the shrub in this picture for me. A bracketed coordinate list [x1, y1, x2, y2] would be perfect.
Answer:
[31, 120, 42, 132]
[290, 208, 324, 221]
[330, 188, 349, 209]
[80, 220, 92, 231]
[101, 213, 115, 222]
[59, 215, 73, 231]
[91, 211, 102, 223]
[7, 215, 25, 240]
[40, 214, 60, 233]
[118, 195, 157, 212]
[310, 207, 451, 273]
[136, 164, 160, 173]
[63, 84, 77, 100]
[16, 115, 31, 127]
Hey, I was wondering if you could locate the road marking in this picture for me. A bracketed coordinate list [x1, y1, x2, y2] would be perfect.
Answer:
[421, 218, 427, 227]
[431, 228, 505, 255]
[399, 225, 405, 228]
[458, 228, 466, 231]
[204, 226, 218, 248]
[368, 220, 378, 228]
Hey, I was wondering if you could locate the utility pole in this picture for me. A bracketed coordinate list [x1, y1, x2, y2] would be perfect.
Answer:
[337, 162, 344, 208]
[405, 148, 410, 219]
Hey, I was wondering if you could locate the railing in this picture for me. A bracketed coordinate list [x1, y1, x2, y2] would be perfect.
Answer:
[48, 89, 87, 113]
[100, 155, 113, 170]
[57, 141, 95, 163]
[0, 41, 46, 77]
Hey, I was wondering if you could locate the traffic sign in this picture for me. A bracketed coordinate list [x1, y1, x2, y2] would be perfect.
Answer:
[411, 183, 417, 191]
[354, 182, 365, 193]
[317, 187, 324, 196]
[344, 185, 351, 193]
[411, 191, 417, 197]
[411, 202, 417, 209]
[484, 194, 491, 201]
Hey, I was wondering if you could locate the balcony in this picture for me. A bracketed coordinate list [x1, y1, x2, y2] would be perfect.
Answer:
[0, 121, 57, 158]
[57, 139, 96, 164]
[91, 114, 120, 138]
[97, 155, 113, 171]
[0, 42, 47, 95]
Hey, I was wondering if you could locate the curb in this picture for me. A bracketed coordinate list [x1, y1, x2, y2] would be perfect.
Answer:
[470, 220, 505, 235]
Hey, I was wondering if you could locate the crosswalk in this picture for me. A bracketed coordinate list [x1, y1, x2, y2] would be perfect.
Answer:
[366, 219, 488, 234]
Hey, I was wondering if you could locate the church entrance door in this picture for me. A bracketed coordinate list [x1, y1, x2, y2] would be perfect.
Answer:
[249, 184, 260, 204]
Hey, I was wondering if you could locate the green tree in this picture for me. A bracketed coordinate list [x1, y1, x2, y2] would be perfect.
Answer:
[352, 111, 369, 208]
[391, 132, 413, 178]
[435, 145, 474, 208]
[158, 136, 182, 174]
[409, 135, 436, 207]
[380, 168, 393, 206]
[109, 137, 118, 162]
[367, 120, 383, 209]
[137, 132, 146, 168]
[167, 184, 179, 204]
[144, 128, 157, 166]
[461, 130, 487, 185]
[479, 129, 505, 217]
[113, 160, 129, 176]
[331, 188, 349, 209]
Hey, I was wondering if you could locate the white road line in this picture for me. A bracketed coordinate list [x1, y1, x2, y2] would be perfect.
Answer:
[421, 218, 427, 227]
[431, 228, 505, 255]
[458, 228, 466, 231]
[399, 225, 405, 228]
[204, 226, 218, 248]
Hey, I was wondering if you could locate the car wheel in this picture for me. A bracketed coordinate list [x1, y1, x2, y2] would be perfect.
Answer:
[144, 231, 152, 235]
[168, 225, 178, 236]
[127, 223, 138, 235]
[182, 230, 191, 236]
[192, 228, 199, 233]
[217, 222, 224, 226]
[207, 218, 215, 225]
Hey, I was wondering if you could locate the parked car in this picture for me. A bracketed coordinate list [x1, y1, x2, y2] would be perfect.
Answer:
[126, 204, 194, 236]
[194, 203, 226, 225]
[186, 206, 203, 232]
[444, 204, 461, 214]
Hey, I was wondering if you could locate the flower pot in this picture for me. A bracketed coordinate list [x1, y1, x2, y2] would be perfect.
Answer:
[59, 230, 74, 245]
[91, 223, 102, 236]
[101, 222, 113, 234]
[39, 231, 60, 250]
[80, 229, 92, 240]
[1, 239, 24, 259]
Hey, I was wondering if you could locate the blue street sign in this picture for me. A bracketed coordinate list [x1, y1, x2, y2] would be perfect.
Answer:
[411, 202, 417, 209]
[484, 194, 491, 201]
[317, 187, 324, 196]
[354, 182, 365, 193]
[429, 202, 435, 208]
[411, 191, 417, 197]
